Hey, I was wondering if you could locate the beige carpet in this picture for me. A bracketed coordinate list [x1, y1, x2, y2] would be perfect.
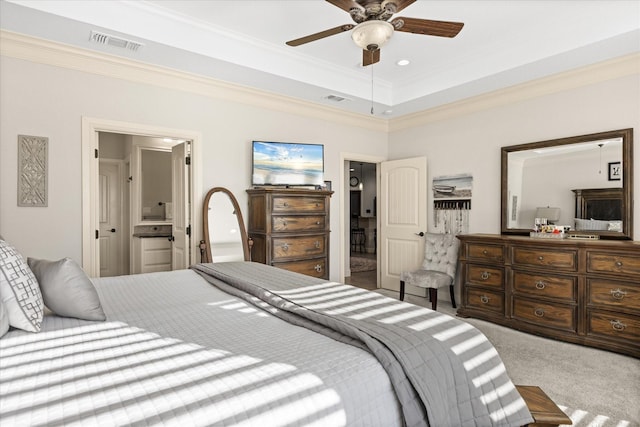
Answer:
[350, 256, 376, 272]
[374, 289, 640, 427]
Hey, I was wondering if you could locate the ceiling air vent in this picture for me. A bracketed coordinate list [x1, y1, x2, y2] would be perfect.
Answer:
[325, 94, 350, 103]
[90, 30, 144, 52]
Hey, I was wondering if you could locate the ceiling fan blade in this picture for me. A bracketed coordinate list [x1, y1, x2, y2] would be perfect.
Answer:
[389, 0, 416, 13]
[391, 17, 464, 38]
[362, 49, 380, 66]
[286, 24, 355, 47]
[326, 0, 360, 13]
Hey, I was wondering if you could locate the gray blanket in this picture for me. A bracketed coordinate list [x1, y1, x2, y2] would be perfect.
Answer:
[192, 262, 533, 427]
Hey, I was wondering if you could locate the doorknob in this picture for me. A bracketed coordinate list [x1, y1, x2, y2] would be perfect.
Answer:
[110, 228, 116, 233]
[168, 236, 175, 242]
[415, 232, 425, 237]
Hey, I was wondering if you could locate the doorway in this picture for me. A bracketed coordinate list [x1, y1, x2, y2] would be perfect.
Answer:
[344, 160, 378, 289]
[82, 117, 202, 278]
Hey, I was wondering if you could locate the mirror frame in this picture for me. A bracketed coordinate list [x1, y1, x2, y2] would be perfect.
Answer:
[201, 187, 251, 262]
[501, 128, 633, 240]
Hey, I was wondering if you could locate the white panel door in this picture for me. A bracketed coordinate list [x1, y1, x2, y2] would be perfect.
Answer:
[380, 157, 427, 291]
[98, 161, 123, 277]
[171, 142, 190, 269]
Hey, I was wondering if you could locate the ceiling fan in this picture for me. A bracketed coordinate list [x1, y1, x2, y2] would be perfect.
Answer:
[286, 0, 464, 66]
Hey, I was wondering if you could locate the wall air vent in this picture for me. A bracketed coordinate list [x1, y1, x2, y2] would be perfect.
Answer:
[90, 30, 144, 52]
[325, 94, 350, 103]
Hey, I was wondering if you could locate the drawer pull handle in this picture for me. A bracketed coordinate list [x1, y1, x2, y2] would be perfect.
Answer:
[283, 202, 289, 207]
[610, 320, 626, 331]
[482, 249, 488, 255]
[480, 271, 491, 280]
[281, 243, 289, 251]
[615, 261, 623, 267]
[316, 202, 320, 207]
[610, 289, 627, 300]
[535, 281, 546, 290]
[538, 256, 544, 261]
[314, 264, 323, 272]
[314, 241, 320, 249]
[480, 295, 490, 304]
[282, 221, 287, 227]
[534, 308, 545, 317]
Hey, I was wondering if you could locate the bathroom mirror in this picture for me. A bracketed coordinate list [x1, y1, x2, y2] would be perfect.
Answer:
[201, 187, 251, 262]
[140, 148, 172, 222]
[501, 128, 633, 240]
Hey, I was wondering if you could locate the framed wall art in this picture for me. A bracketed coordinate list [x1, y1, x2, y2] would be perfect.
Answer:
[18, 135, 48, 207]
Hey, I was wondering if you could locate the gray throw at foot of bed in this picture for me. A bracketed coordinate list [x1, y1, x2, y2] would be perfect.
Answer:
[192, 262, 534, 427]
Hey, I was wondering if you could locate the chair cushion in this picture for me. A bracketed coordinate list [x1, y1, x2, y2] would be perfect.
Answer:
[400, 270, 453, 289]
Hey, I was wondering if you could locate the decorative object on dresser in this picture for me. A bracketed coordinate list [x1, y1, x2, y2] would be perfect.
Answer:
[247, 188, 333, 279]
[501, 128, 633, 240]
[457, 234, 640, 358]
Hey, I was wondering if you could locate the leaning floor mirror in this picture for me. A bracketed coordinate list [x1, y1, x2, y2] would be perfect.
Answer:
[201, 187, 252, 262]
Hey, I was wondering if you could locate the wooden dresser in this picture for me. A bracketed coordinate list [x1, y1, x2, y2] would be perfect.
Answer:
[457, 234, 640, 358]
[247, 188, 332, 279]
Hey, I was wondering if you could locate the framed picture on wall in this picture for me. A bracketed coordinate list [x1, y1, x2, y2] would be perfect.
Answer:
[608, 162, 621, 181]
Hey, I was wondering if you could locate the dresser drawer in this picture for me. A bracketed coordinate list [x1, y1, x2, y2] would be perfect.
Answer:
[512, 247, 577, 271]
[272, 215, 325, 232]
[512, 298, 576, 332]
[588, 311, 640, 343]
[272, 196, 325, 213]
[466, 264, 503, 289]
[587, 252, 640, 276]
[272, 235, 326, 260]
[273, 258, 327, 279]
[465, 288, 504, 314]
[467, 243, 504, 263]
[587, 278, 640, 311]
[513, 271, 576, 301]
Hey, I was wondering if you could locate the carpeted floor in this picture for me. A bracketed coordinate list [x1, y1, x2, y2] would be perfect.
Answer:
[372, 288, 640, 427]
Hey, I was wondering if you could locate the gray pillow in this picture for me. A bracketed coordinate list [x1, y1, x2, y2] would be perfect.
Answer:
[27, 257, 106, 321]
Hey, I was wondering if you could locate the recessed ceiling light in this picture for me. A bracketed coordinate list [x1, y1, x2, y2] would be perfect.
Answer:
[396, 59, 410, 66]
[383, 110, 394, 115]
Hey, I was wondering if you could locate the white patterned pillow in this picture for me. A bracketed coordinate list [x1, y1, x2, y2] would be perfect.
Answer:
[0, 240, 43, 332]
[0, 298, 9, 337]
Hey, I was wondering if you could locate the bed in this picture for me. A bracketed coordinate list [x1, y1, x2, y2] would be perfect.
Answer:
[1, 242, 533, 426]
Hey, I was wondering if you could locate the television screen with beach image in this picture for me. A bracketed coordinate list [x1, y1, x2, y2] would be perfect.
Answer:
[252, 141, 324, 186]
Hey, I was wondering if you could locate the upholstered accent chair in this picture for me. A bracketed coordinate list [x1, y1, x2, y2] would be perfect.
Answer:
[399, 233, 460, 310]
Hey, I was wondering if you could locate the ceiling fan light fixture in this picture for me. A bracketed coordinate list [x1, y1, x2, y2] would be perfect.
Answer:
[351, 20, 394, 51]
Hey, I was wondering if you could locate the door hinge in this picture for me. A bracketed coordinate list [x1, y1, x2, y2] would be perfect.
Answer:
[95, 148, 99, 159]
[186, 225, 191, 236]
[95, 230, 99, 239]
[185, 156, 191, 165]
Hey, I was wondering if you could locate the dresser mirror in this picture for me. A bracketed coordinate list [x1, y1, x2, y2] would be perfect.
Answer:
[501, 128, 633, 239]
[201, 187, 251, 262]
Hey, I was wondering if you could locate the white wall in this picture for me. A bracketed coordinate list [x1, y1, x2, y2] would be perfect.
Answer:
[388, 73, 640, 239]
[0, 55, 388, 281]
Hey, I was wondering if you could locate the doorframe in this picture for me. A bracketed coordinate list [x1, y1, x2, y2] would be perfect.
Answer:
[339, 152, 385, 285]
[82, 117, 202, 277]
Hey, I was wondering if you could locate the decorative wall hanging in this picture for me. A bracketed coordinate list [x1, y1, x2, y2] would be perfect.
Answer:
[432, 173, 473, 234]
[18, 135, 48, 207]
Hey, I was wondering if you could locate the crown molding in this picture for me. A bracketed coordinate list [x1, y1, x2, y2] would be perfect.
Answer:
[0, 30, 389, 133]
[388, 53, 640, 132]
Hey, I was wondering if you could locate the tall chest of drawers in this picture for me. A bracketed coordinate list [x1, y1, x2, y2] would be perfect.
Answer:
[457, 234, 640, 358]
[247, 188, 333, 279]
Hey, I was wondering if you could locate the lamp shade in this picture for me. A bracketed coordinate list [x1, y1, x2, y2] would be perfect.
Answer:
[535, 207, 561, 222]
[351, 20, 394, 51]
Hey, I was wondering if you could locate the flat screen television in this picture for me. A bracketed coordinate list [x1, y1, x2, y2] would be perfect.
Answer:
[252, 141, 324, 187]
